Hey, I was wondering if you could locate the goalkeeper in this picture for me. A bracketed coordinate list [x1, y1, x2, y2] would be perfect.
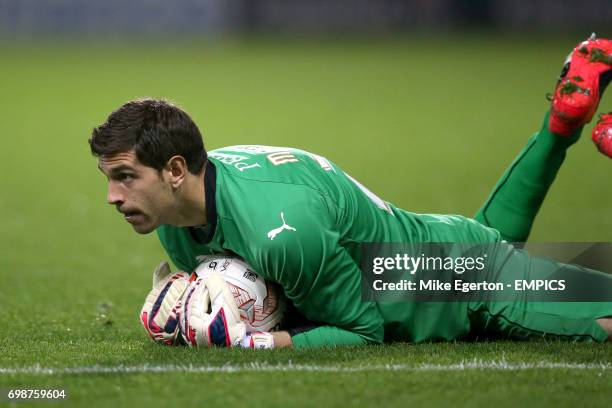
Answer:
[90, 36, 612, 348]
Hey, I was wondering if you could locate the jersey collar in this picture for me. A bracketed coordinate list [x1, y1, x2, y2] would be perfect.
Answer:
[188, 159, 217, 244]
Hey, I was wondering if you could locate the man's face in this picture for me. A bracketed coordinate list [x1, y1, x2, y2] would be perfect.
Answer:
[98, 150, 173, 234]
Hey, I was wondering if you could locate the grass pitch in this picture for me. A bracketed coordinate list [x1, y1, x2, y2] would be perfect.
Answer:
[0, 35, 611, 407]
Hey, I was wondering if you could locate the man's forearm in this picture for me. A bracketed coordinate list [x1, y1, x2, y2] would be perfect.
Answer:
[288, 325, 374, 349]
[269, 325, 376, 349]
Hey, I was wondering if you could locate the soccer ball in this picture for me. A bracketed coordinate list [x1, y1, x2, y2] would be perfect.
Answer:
[193, 255, 287, 332]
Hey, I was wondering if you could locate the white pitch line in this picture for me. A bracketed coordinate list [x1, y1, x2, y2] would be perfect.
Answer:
[0, 360, 610, 375]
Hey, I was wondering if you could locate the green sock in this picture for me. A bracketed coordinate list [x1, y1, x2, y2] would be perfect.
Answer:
[474, 111, 582, 242]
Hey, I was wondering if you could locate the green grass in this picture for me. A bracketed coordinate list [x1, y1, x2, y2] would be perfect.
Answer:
[1, 341, 611, 407]
[0, 35, 611, 407]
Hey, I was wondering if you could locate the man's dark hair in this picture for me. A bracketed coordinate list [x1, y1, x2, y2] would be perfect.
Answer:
[89, 98, 207, 174]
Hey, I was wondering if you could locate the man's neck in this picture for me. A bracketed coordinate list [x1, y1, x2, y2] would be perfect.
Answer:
[171, 167, 207, 227]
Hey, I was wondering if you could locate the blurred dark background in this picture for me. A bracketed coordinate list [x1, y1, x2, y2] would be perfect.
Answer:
[0, 0, 610, 39]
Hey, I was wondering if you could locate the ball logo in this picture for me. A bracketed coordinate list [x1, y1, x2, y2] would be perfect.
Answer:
[243, 269, 258, 282]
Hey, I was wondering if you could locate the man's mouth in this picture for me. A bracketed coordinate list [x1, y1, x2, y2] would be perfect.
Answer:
[122, 210, 144, 223]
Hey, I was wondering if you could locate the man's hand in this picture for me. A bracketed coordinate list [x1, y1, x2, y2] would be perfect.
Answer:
[140, 261, 190, 345]
[241, 331, 276, 349]
[179, 271, 294, 349]
[179, 272, 247, 347]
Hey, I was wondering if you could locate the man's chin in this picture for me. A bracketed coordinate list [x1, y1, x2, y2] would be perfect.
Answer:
[123, 213, 157, 234]
[130, 222, 157, 234]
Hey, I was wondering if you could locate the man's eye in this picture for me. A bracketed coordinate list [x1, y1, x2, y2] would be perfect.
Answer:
[118, 174, 134, 182]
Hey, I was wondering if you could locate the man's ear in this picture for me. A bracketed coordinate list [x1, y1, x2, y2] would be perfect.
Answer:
[166, 155, 188, 189]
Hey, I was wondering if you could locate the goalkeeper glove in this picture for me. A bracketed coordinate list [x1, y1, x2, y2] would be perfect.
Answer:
[241, 332, 275, 349]
[140, 261, 190, 345]
[180, 272, 247, 347]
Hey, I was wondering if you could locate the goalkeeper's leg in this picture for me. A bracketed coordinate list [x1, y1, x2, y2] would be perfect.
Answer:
[473, 111, 579, 242]
[474, 35, 612, 242]
[468, 243, 612, 342]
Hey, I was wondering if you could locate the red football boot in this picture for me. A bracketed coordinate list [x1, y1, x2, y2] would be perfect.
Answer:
[549, 34, 612, 137]
[592, 113, 612, 158]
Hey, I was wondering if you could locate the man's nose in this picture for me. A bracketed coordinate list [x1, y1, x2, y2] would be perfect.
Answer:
[107, 182, 124, 205]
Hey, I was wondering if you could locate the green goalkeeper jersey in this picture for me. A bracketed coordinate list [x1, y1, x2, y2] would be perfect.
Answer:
[157, 145, 503, 348]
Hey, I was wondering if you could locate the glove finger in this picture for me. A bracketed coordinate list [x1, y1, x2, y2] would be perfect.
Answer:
[181, 276, 246, 348]
[141, 265, 190, 345]
[205, 304, 247, 347]
[180, 279, 211, 347]
[203, 272, 242, 322]
[202, 273, 246, 347]
[152, 261, 171, 288]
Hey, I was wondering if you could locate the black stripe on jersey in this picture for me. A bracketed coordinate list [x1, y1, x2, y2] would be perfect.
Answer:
[188, 160, 217, 244]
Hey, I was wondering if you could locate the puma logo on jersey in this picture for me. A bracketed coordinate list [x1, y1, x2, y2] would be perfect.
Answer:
[267, 212, 297, 240]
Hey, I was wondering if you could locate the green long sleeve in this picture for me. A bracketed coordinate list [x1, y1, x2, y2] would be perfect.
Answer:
[474, 111, 582, 242]
[291, 325, 373, 349]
